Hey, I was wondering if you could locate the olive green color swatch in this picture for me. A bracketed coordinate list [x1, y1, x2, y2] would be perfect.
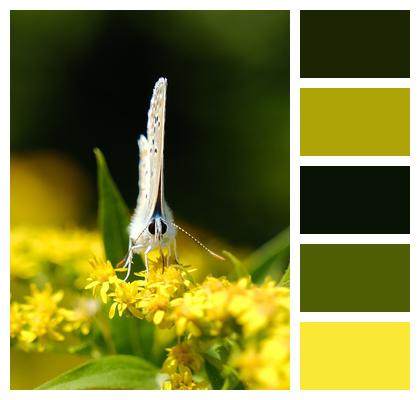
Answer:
[300, 10, 410, 78]
[300, 244, 410, 312]
[301, 88, 410, 156]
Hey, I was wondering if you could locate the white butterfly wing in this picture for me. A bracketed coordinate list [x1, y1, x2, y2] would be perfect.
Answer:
[129, 78, 167, 241]
[145, 77, 167, 220]
[129, 135, 151, 239]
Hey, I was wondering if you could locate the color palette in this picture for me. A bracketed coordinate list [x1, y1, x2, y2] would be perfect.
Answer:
[300, 10, 410, 78]
[300, 322, 410, 389]
[301, 88, 410, 156]
[299, 9, 411, 392]
[300, 166, 410, 234]
[300, 244, 410, 312]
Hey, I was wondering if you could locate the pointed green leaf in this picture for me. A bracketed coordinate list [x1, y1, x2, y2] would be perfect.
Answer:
[94, 148, 130, 265]
[279, 266, 290, 288]
[223, 250, 247, 279]
[94, 149, 154, 358]
[204, 359, 224, 390]
[37, 355, 160, 390]
[245, 227, 290, 283]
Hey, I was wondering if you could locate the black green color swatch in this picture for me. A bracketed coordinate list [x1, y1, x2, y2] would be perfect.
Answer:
[300, 10, 410, 78]
[300, 166, 410, 234]
[300, 244, 410, 312]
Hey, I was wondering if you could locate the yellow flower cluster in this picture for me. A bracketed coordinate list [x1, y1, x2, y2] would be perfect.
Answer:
[232, 324, 290, 389]
[11, 226, 103, 283]
[161, 365, 208, 390]
[85, 257, 192, 325]
[161, 342, 208, 390]
[10, 283, 96, 352]
[167, 276, 290, 389]
[86, 256, 290, 390]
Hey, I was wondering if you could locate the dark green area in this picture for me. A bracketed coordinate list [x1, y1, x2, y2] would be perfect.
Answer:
[300, 10, 410, 78]
[300, 166, 410, 234]
[11, 10, 290, 247]
[300, 244, 410, 312]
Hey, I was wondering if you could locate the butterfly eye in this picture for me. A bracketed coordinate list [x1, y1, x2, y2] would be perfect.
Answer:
[147, 220, 167, 235]
[148, 221, 156, 235]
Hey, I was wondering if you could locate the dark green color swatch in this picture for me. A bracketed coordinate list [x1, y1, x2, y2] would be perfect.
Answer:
[300, 244, 410, 312]
[300, 166, 410, 234]
[300, 10, 410, 78]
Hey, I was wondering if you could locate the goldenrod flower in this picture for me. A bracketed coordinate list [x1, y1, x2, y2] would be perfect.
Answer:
[230, 281, 289, 337]
[12, 284, 67, 351]
[10, 283, 95, 352]
[135, 262, 191, 326]
[26, 311, 66, 351]
[61, 298, 99, 335]
[162, 342, 203, 374]
[83, 249, 290, 390]
[108, 280, 143, 319]
[10, 302, 25, 338]
[170, 292, 206, 337]
[10, 227, 103, 281]
[136, 289, 170, 326]
[22, 283, 63, 313]
[232, 285, 290, 390]
[162, 366, 208, 390]
[233, 324, 290, 389]
[85, 259, 123, 303]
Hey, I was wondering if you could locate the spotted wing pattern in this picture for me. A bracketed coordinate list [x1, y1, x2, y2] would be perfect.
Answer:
[129, 78, 167, 240]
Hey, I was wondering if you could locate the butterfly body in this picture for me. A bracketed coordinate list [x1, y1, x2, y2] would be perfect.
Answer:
[129, 198, 176, 260]
[120, 77, 224, 281]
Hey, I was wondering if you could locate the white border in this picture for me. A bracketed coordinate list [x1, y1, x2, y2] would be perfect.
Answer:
[300, 157, 411, 166]
[1, 0, 11, 396]
[300, 234, 411, 244]
[300, 313, 411, 322]
[2, 1, 419, 400]
[301, 78, 411, 88]
[289, 7, 300, 393]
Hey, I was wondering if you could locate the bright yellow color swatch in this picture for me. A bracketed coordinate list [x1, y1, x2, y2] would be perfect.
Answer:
[300, 322, 410, 390]
[301, 88, 410, 156]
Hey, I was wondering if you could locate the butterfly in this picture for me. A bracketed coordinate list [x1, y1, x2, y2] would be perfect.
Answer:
[120, 78, 224, 280]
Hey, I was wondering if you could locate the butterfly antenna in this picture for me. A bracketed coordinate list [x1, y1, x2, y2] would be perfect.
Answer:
[171, 222, 225, 261]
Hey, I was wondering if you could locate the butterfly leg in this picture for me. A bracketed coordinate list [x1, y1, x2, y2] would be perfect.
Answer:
[121, 243, 145, 281]
[121, 243, 134, 281]
[159, 245, 165, 272]
[144, 245, 152, 281]
[166, 245, 171, 266]
[173, 240, 180, 265]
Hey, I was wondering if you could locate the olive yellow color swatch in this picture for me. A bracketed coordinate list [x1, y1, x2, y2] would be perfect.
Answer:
[301, 88, 410, 156]
[300, 322, 410, 390]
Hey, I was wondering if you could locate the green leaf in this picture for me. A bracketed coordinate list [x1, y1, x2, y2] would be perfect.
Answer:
[37, 355, 160, 390]
[223, 250, 247, 279]
[106, 313, 156, 359]
[94, 149, 154, 358]
[203, 351, 243, 390]
[279, 266, 290, 288]
[204, 359, 224, 390]
[94, 148, 130, 266]
[245, 227, 290, 283]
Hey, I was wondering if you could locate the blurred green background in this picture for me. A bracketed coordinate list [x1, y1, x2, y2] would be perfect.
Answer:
[11, 10, 290, 247]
